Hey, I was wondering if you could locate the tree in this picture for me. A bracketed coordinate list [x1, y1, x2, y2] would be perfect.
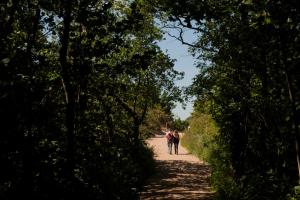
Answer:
[140, 105, 172, 138]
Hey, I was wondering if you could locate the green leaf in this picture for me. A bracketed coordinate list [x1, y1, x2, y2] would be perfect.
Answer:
[1, 58, 10, 66]
[264, 17, 272, 24]
[242, 0, 252, 5]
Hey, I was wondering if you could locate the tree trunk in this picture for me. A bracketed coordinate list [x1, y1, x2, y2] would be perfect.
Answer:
[59, 0, 75, 183]
[285, 69, 300, 180]
[279, 31, 300, 181]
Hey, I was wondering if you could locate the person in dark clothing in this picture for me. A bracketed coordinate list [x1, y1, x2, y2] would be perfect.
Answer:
[173, 131, 180, 155]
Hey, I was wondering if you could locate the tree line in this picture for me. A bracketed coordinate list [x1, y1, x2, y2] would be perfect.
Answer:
[0, 0, 182, 199]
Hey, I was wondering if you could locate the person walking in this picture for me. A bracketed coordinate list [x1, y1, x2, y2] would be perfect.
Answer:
[166, 130, 174, 154]
[173, 131, 180, 155]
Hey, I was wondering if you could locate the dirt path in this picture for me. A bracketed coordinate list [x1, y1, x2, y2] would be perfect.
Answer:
[139, 134, 214, 200]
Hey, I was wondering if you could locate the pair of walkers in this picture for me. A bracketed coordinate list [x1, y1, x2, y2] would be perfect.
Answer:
[166, 130, 180, 155]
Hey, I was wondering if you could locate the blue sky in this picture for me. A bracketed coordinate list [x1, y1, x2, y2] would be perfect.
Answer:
[157, 29, 198, 120]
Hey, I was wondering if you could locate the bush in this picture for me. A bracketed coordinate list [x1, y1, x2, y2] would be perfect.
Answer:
[181, 112, 218, 161]
[181, 110, 242, 199]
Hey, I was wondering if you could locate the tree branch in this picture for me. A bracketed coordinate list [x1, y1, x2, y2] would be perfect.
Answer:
[166, 29, 217, 53]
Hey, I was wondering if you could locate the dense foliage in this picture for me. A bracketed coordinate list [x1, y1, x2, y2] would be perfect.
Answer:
[181, 100, 218, 161]
[170, 117, 188, 132]
[139, 105, 172, 138]
[153, 0, 300, 199]
[0, 0, 182, 199]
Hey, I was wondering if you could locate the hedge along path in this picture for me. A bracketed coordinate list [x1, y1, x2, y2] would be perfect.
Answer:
[139, 134, 215, 200]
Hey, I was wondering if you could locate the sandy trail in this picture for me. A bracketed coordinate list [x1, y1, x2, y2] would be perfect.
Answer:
[139, 134, 214, 200]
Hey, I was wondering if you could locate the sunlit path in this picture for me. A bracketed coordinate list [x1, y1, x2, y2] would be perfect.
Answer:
[139, 134, 214, 200]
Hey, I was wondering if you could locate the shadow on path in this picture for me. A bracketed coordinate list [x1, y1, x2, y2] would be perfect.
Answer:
[140, 159, 214, 200]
